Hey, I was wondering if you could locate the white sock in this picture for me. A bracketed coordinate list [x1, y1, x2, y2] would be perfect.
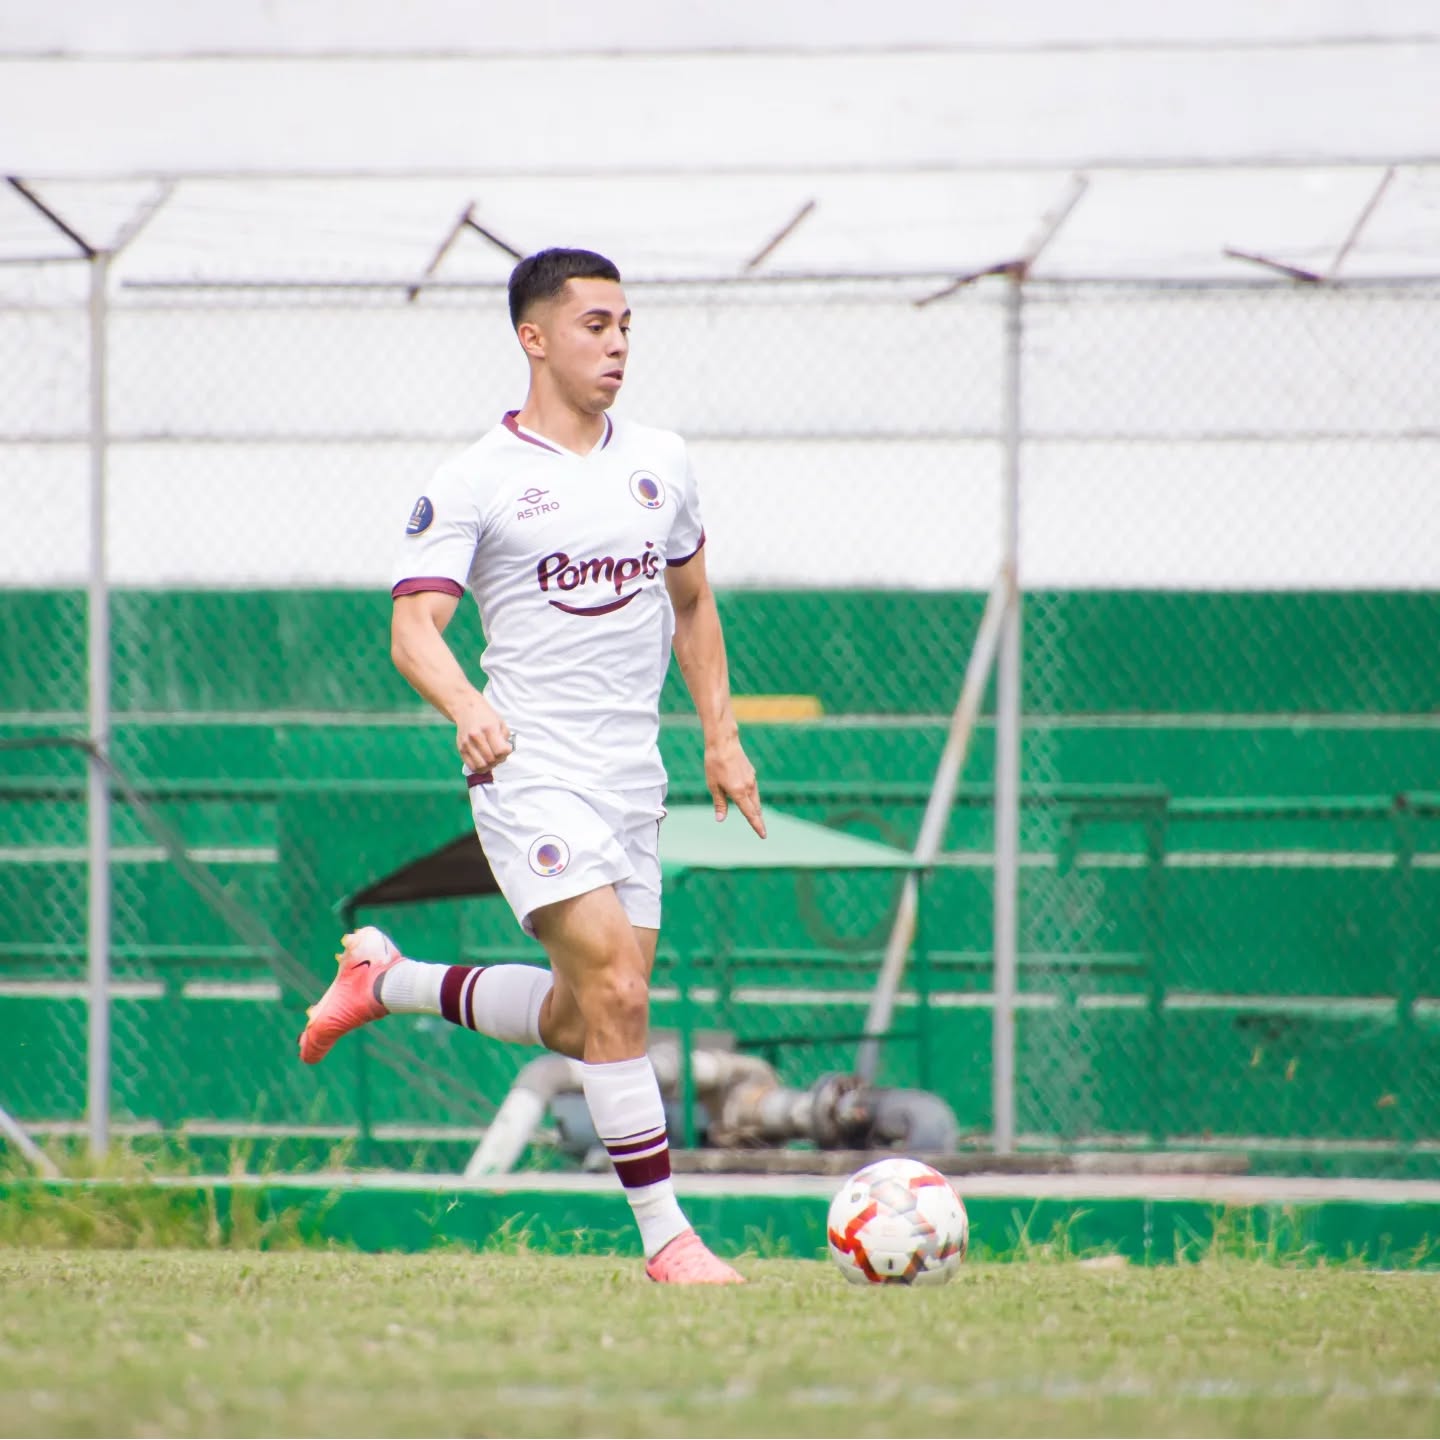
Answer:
[580, 1055, 689, 1259]
[380, 961, 549, 1047]
[374, 959, 444, 1015]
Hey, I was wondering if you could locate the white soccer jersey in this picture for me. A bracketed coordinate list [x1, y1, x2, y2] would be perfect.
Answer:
[391, 411, 705, 791]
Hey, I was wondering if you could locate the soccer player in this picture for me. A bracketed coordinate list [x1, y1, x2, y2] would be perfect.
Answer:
[299, 248, 765, 1285]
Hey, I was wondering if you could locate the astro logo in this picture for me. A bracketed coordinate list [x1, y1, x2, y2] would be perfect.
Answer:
[629, 471, 665, 510]
[537, 543, 661, 616]
[406, 496, 434, 535]
[528, 835, 570, 877]
[516, 487, 559, 521]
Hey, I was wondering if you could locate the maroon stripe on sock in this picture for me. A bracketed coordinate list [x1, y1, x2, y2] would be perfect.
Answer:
[611, 1148, 672, 1189]
[607, 1125, 666, 1144]
[607, 1130, 667, 1156]
[439, 965, 479, 1026]
[459, 967, 483, 1030]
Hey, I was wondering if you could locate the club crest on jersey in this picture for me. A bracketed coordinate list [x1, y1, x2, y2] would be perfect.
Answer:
[406, 496, 434, 535]
[528, 835, 570, 877]
[628, 471, 666, 510]
[537, 542, 661, 616]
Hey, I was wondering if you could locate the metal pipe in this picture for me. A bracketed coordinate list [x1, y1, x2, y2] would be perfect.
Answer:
[649, 1038, 774, 1095]
[463, 1053, 585, 1177]
[0, 1102, 61, 1177]
[856, 568, 1009, 1081]
[463, 1043, 777, 1177]
[86, 252, 112, 1160]
[991, 270, 1025, 1155]
[77, 189, 170, 1162]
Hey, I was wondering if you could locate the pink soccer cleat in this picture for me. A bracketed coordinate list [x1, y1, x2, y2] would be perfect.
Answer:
[645, 1230, 745, 1285]
[298, 927, 402, 1065]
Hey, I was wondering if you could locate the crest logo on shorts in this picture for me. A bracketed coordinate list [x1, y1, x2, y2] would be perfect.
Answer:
[528, 835, 570, 877]
[406, 496, 434, 535]
[628, 471, 665, 510]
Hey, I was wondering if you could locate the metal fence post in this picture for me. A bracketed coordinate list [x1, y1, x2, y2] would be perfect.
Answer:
[5, 180, 167, 1164]
[86, 250, 112, 1161]
[991, 270, 1024, 1156]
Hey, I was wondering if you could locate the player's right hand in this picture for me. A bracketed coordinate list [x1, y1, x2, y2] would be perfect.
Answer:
[455, 696, 513, 774]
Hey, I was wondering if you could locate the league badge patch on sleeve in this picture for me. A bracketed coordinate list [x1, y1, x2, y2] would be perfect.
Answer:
[628, 471, 666, 510]
[406, 496, 435, 535]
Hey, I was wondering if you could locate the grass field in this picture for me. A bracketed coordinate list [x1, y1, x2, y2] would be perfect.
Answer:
[2, 1251, 1437, 1438]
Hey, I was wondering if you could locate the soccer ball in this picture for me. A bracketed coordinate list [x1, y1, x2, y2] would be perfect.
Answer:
[826, 1156, 968, 1286]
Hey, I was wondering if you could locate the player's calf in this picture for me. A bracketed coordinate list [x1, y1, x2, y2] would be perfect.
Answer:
[537, 982, 587, 1059]
[298, 928, 556, 1064]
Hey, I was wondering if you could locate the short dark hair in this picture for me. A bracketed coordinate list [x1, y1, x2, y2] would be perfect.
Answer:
[508, 248, 622, 329]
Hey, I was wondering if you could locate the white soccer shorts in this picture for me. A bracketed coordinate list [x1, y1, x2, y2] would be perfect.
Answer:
[468, 777, 666, 937]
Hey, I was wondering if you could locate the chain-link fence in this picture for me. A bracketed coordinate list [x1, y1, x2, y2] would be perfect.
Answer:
[1, 262, 95, 1158]
[1014, 281, 1440, 1162]
[2, 268, 1437, 1175]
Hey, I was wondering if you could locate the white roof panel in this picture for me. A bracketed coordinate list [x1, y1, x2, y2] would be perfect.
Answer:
[111, 179, 509, 284]
[2, 25, 1436, 282]
[758, 174, 1064, 276]
[2, 45, 1434, 181]
[434, 178, 829, 282]
[4, 0, 1438, 56]
[0, 181, 82, 262]
[1348, 165, 1440, 276]
[1039, 168, 1396, 279]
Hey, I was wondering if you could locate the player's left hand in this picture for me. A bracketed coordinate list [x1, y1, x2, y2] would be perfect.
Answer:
[706, 734, 765, 838]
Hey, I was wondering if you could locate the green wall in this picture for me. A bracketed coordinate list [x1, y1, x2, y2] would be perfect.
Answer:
[6, 588, 1439, 717]
[2, 588, 1438, 1165]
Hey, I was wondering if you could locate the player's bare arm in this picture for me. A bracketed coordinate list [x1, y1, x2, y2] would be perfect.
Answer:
[391, 590, 513, 773]
[665, 550, 766, 838]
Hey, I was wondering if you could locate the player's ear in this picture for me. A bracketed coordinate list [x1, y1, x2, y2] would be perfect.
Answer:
[517, 318, 546, 361]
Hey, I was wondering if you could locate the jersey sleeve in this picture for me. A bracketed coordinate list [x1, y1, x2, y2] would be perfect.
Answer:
[390, 463, 482, 599]
[666, 444, 706, 568]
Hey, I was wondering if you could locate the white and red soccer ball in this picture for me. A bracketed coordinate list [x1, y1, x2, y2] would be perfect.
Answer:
[826, 1157, 969, 1286]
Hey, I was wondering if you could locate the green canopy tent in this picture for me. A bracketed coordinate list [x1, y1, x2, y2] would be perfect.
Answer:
[341, 807, 927, 1145]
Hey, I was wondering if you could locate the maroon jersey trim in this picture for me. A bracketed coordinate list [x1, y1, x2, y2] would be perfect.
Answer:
[392, 577, 464, 599]
[502, 410, 612, 455]
[502, 411, 563, 455]
[667, 530, 706, 568]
